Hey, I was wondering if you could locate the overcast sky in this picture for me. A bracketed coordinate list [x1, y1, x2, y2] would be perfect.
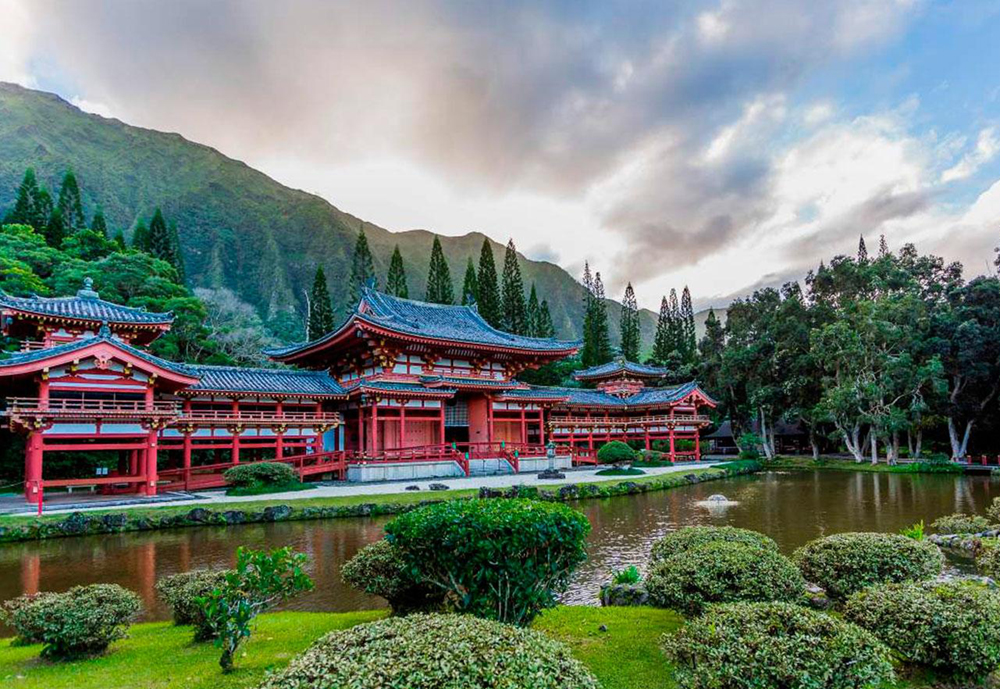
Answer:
[3, 0, 999, 309]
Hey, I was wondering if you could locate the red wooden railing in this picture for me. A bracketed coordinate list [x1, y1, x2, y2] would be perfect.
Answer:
[5, 397, 179, 415]
[548, 414, 711, 428]
[179, 410, 342, 426]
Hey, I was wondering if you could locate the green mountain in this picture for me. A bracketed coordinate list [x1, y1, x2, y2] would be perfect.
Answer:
[0, 82, 689, 346]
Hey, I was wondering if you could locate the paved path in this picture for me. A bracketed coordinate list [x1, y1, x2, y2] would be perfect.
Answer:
[23, 462, 722, 515]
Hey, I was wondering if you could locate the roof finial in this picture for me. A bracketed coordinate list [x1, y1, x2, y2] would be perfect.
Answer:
[98, 321, 111, 338]
[77, 277, 100, 300]
[365, 276, 377, 290]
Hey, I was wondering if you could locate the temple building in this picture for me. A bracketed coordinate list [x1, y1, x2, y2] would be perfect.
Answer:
[1, 280, 714, 504]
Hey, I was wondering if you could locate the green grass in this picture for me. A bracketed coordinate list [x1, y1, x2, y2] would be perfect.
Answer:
[0, 606, 949, 688]
[225, 481, 314, 497]
[0, 465, 734, 530]
[768, 456, 963, 474]
[595, 467, 647, 476]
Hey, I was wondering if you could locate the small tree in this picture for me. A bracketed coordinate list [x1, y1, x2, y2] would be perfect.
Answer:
[620, 282, 640, 362]
[385, 245, 409, 298]
[501, 239, 527, 334]
[308, 266, 335, 340]
[90, 208, 108, 238]
[57, 170, 86, 232]
[348, 227, 377, 309]
[476, 238, 502, 327]
[425, 236, 454, 304]
[200, 547, 313, 672]
[462, 257, 479, 306]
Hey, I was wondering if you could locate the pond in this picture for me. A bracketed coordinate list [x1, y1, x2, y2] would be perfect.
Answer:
[1, 470, 996, 630]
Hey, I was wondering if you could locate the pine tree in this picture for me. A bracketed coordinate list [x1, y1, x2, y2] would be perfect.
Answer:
[461, 257, 479, 306]
[385, 245, 409, 298]
[31, 187, 53, 232]
[668, 288, 682, 355]
[500, 239, 527, 334]
[581, 267, 612, 367]
[699, 308, 725, 358]
[425, 236, 454, 304]
[308, 266, 336, 340]
[56, 170, 86, 232]
[526, 283, 541, 336]
[349, 227, 377, 308]
[476, 238, 501, 327]
[90, 208, 108, 238]
[5, 168, 39, 226]
[132, 220, 150, 252]
[680, 286, 696, 361]
[44, 208, 65, 248]
[168, 220, 186, 283]
[857, 235, 868, 263]
[878, 233, 889, 258]
[112, 229, 127, 251]
[652, 296, 671, 364]
[619, 282, 641, 361]
[537, 299, 556, 338]
[146, 209, 183, 282]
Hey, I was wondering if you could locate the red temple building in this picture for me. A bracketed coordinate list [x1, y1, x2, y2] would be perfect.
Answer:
[1, 280, 714, 505]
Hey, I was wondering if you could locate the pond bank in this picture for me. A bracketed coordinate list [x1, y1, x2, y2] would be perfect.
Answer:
[767, 456, 965, 474]
[0, 461, 761, 544]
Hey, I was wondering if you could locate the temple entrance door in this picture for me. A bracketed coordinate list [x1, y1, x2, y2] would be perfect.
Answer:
[444, 396, 470, 447]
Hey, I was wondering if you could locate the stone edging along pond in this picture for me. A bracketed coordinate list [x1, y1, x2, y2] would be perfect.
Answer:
[0, 461, 761, 544]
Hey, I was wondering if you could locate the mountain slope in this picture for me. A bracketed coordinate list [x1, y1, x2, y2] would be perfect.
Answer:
[0, 82, 684, 344]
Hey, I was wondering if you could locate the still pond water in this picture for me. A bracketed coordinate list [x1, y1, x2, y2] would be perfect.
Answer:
[2, 470, 996, 628]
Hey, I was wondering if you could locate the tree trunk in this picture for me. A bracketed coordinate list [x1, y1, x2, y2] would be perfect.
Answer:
[906, 430, 914, 458]
[947, 417, 973, 460]
[758, 409, 775, 461]
[887, 431, 899, 466]
[914, 429, 922, 459]
[870, 429, 879, 465]
[841, 423, 864, 462]
[809, 425, 820, 461]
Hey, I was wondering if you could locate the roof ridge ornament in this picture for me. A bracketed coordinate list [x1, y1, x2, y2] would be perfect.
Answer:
[98, 321, 111, 338]
[77, 277, 100, 300]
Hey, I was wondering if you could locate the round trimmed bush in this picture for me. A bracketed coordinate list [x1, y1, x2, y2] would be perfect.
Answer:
[384, 498, 590, 625]
[596, 440, 636, 466]
[155, 569, 229, 640]
[662, 601, 894, 689]
[256, 613, 598, 689]
[223, 461, 298, 488]
[844, 580, 1000, 682]
[931, 512, 991, 535]
[2, 584, 141, 660]
[341, 539, 443, 614]
[794, 532, 943, 600]
[646, 541, 806, 614]
[0, 592, 58, 645]
[650, 525, 778, 564]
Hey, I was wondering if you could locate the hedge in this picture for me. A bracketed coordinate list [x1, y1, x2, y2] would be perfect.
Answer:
[223, 461, 298, 488]
[845, 580, 1000, 682]
[794, 532, 943, 600]
[385, 498, 590, 625]
[663, 601, 894, 689]
[930, 513, 991, 535]
[646, 541, 805, 614]
[155, 569, 230, 640]
[596, 441, 636, 466]
[0, 584, 141, 660]
[341, 539, 443, 614]
[256, 613, 599, 689]
[650, 525, 779, 564]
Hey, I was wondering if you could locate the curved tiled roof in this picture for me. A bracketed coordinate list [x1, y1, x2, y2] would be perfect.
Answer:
[573, 358, 670, 381]
[0, 333, 195, 377]
[502, 381, 711, 408]
[343, 379, 457, 397]
[184, 365, 345, 397]
[0, 290, 173, 325]
[267, 287, 579, 358]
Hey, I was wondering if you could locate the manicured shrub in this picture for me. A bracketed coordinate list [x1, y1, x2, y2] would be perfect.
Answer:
[257, 613, 599, 689]
[976, 539, 1000, 578]
[202, 547, 314, 671]
[844, 580, 1000, 682]
[931, 512, 991, 535]
[384, 498, 590, 626]
[341, 539, 443, 614]
[663, 601, 894, 689]
[0, 592, 58, 645]
[646, 541, 806, 614]
[155, 569, 230, 640]
[223, 461, 298, 488]
[650, 525, 778, 564]
[1, 584, 141, 660]
[596, 440, 636, 466]
[987, 497, 1000, 524]
[794, 532, 943, 600]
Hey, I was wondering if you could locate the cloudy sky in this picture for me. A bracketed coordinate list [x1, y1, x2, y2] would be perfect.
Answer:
[2, 0, 1000, 309]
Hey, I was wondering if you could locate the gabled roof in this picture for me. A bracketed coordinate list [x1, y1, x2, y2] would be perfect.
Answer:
[267, 287, 579, 361]
[501, 381, 715, 409]
[343, 379, 457, 398]
[0, 332, 197, 384]
[573, 358, 670, 381]
[0, 281, 173, 326]
[183, 365, 345, 397]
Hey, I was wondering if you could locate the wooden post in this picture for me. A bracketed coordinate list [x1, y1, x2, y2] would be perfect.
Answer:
[182, 432, 192, 489]
[399, 404, 407, 449]
[146, 427, 159, 496]
[24, 430, 43, 503]
[372, 401, 379, 453]
[645, 423, 650, 451]
[357, 406, 364, 453]
[487, 397, 494, 446]
[439, 403, 446, 445]
[520, 407, 527, 445]
[695, 431, 701, 461]
[587, 411, 593, 450]
[669, 427, 676, 462]
[275, 400, 285, 460]
[539, 409, 546, 446]
[231, 398, 241, 464]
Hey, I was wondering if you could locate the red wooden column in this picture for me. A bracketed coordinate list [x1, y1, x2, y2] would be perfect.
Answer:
[439, 403, 446, 445]
[695, 430, 701, 461]
[231, 398, 241, 464]
[24, 429, 43, 503]
[181, 400, 193, 488]
[371, 401, 380, 453]
[145, 427, 159, 496]
[668, 427, 676, 462]
[399, 404, 407, 449]
[275, 400, 285, 460]
[486, 397, 494, 445]
[539, 408, 546, 446]
[357, 406, 365, 453]
[645, 423, 651, 451]
[587, 411, 594, 450]
[520, 407, 527, 445]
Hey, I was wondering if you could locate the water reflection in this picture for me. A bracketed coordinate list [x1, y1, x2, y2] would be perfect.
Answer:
[1, 470, 996, 628]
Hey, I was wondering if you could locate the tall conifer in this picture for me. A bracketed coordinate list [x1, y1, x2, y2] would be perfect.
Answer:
[500, 239, 527, 335]
[537, 299, 556, 338]
[57, 170, 86, 232]
[5, 168, 39, 226]
[132, 220, 149, 252]
[680, 286, 696, 360]
[857, 235, 868, 263]
[668, 288, 681, 354]
[112, 229, 127, 251]
[147, 209, 183, 282]
[581, 268, 612, 367]
[476, 238, 501, 327]
[878, 234, 889, 258]
[653, 295, 671, 364]
[620, 282, 641, 362]
[44, 208, 65, 248]
[31, 188, 53, 232]
[526, 283, 541, 336]
[308, 266, 335, 340]
[349, 227, 377, 308]
[90, 208, 108, 238]
[168, 220, 186, 283]
[462, 257, 479, 306]
[425, 236, 454, 304]
[385, 245, 409, 298]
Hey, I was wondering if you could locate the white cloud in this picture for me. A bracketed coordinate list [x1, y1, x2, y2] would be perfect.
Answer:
[69, 96, 115, 119]
[0, 0, 37, 87]
[940, 127, 1000, 183]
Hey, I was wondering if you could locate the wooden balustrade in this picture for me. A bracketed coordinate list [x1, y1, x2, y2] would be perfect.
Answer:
[4, 397, 179, 416]
[548, 414, 710, 428]
[179, 410, 342, 426]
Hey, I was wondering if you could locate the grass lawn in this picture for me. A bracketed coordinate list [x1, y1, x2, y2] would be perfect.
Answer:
[769, 456, 963, 474]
